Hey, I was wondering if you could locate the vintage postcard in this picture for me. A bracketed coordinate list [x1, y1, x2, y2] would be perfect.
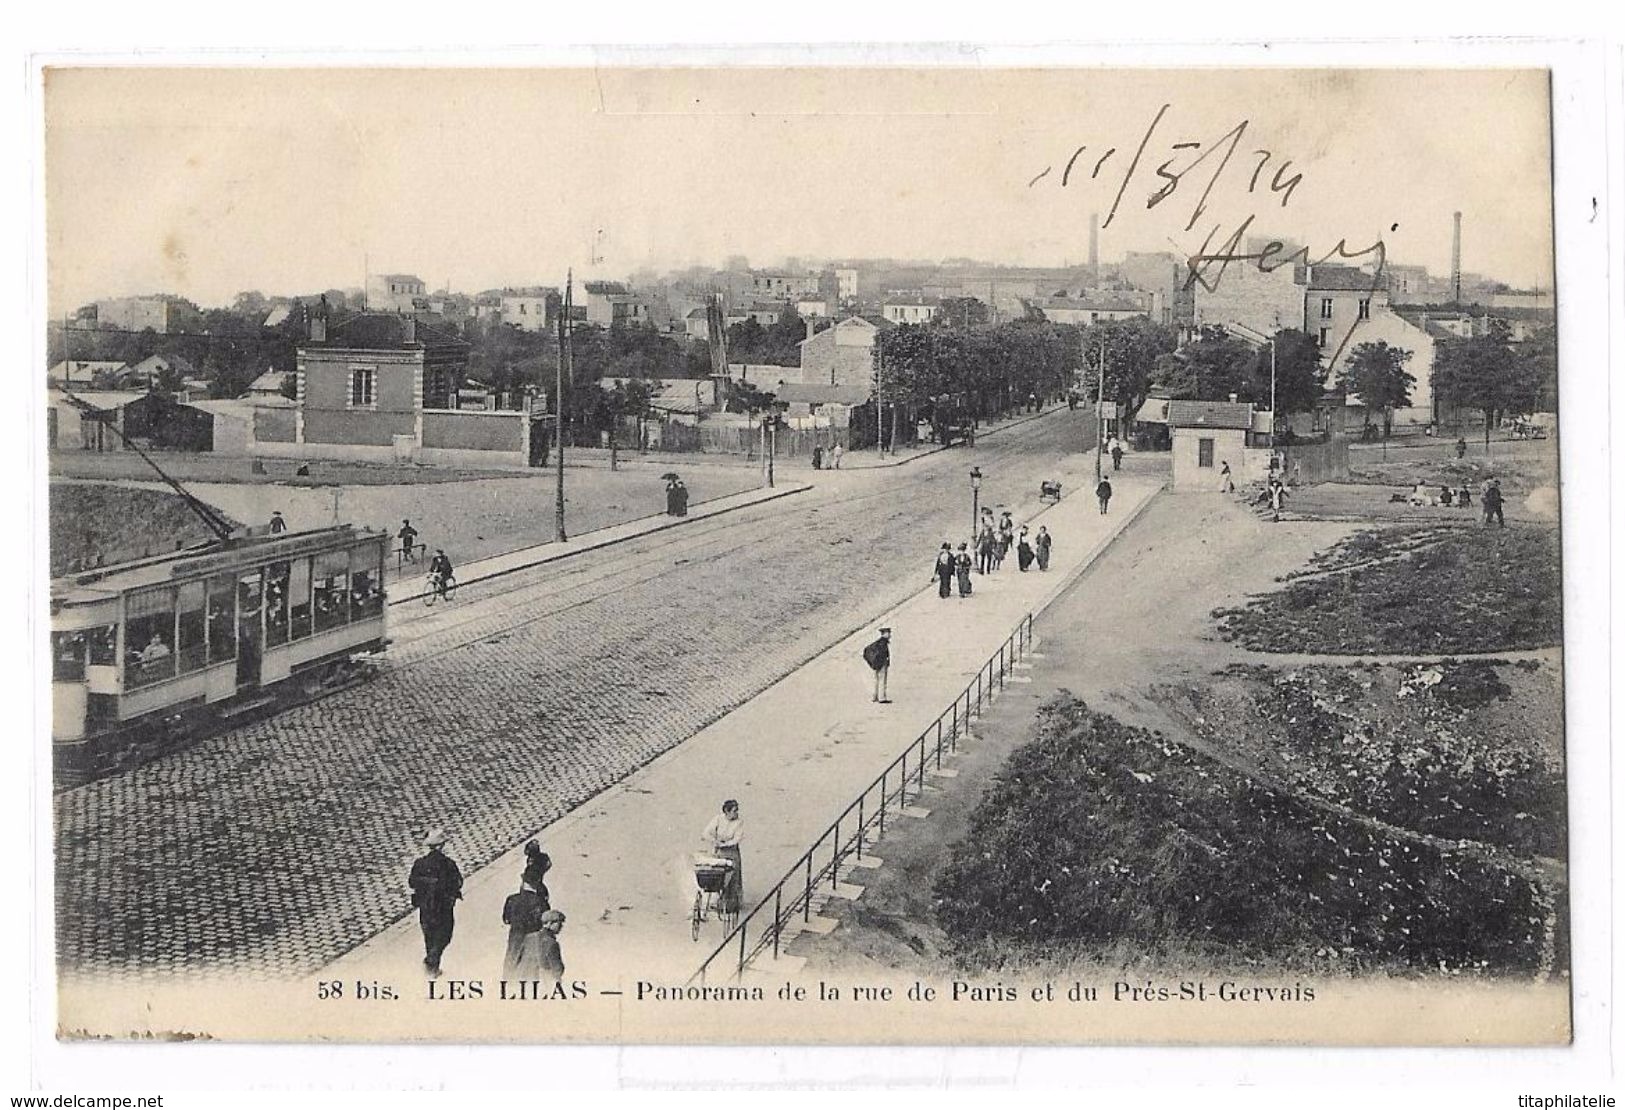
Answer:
[41, 63, 1574, 1046]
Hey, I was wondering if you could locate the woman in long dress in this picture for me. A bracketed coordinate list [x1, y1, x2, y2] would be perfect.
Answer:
[1016, 526, 1035, 571]
[1034, 526, 1052, 571]
[702, 800, 744, 915]
[955, 543, 973, 597]
[501, 877, 549, 979]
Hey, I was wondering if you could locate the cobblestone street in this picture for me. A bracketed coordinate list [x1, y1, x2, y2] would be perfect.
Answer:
[54, 409, 1100, 978]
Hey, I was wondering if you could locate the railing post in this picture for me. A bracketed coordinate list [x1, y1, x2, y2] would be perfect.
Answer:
[879, 770, 887, 839]
[804, 854, 812, 922]
[857, 795, 865, 859]
[832, 817, 840, 888]
[918, 732, 926, 791]
[951, 699, 959, 748]
[737, 919, 747, 980]
[936, 717, 944, 767]
[773, 888, 782, 958]
[900, 749, 908, 806]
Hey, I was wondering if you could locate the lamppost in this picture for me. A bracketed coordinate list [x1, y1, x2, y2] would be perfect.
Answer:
[969, 467, 983, 538]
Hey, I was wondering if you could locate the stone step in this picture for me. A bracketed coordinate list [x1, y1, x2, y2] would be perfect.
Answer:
[900, 805, 932, 819]
[928, 767, 960, 779]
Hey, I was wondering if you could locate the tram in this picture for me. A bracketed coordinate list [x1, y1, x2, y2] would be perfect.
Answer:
[51, 524, 390, 778]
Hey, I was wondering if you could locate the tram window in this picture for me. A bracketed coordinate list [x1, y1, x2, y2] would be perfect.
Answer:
[52, 631, 86, 681]
[265, 561, 291, 647]
[206, 576, 236, 664]
[313, 550, 349, 633]
[288, 557, 312, 641]
[86, 625, 117, 667]
[177, 581, 207, 674]
[351, 545, 382, 619]
[126, 585, 177, 688]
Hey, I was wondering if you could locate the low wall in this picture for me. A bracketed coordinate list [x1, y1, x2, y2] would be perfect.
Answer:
[303, 409, 415, 447]
[253, 407, 297, 443]
[422, 409, 525, 452]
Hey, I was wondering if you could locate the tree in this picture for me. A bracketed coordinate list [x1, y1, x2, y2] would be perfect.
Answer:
[1338, 341, 1415, 439]
[1245, 328, 1327, 419]
[938, 297, 991, 330]
[1077, 317, 1178, 421]
[1433, 320, 1543, 446]
[1171, 326, 1256, 402]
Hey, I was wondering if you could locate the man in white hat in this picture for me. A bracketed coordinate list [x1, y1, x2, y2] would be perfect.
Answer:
[408, 828, 463, 978]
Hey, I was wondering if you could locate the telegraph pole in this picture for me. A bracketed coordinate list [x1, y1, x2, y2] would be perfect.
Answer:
[875, 341, 885, 458]
[1094, 338, 1107, 484]
[555, 271, 572, 542]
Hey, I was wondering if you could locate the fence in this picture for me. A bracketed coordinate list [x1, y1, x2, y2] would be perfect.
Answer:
[691, 612, 1036, 985]
[1283, 437, 1350, 484]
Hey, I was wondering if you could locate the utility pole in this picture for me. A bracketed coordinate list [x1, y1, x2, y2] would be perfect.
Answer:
[1269, 336, 1278, 446]
[555, 270, 572, 543]
[1094, 338, 1107, 484]
[875, 341, 885, 458]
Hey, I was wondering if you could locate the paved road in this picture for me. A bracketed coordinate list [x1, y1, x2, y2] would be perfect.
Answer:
[54, 408, 1100, 978]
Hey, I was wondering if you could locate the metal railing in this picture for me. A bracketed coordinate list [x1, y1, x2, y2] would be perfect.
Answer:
[691, 612, 1035, 984]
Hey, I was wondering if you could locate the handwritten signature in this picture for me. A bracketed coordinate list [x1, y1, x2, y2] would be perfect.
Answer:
[1030, 103, 1387, 300]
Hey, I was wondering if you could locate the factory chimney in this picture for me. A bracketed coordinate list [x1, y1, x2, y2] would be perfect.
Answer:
[1088, 213, 1100, 286]
[1451, 211, 1462, 304]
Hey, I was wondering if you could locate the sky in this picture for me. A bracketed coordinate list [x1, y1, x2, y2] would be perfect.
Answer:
[44, 66, 1555, 311]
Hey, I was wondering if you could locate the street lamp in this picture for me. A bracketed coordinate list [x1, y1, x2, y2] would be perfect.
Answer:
[969, 467, 983, 537]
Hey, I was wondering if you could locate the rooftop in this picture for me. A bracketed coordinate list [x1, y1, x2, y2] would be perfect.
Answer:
[1166, 399, 1256, 430]
[1308, 265, 1387, 292]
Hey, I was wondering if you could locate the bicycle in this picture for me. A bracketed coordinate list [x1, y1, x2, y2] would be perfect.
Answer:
[423, 571, 458, 606]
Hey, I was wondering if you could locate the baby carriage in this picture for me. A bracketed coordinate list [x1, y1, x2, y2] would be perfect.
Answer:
[691, 855, 738, 940]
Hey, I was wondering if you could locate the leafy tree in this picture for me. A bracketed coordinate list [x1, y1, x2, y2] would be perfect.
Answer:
[1433, 320, 1543, 446]
[1245, 328, 1327, 418]
[1077, 317, 1178, 420]
[1165, 326, 1255, 402]
[1338, 340, 1415, 439]
[937, 297, 991, 330]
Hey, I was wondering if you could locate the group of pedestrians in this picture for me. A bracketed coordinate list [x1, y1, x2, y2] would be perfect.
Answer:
[407, 830, 567, 983]
[934, 509, 1053, 601]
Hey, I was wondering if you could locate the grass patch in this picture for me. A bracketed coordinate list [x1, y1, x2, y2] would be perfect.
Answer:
[1215, 525, 1561, 653]
[50, 483, 241, 576]
[1169, 661, 1565, 859]
[932, 697, 1550, 976]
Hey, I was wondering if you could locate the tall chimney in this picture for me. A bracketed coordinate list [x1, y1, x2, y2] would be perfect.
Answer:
[1451, 211, 1462, 304]
[1089, 213, 1100, 286]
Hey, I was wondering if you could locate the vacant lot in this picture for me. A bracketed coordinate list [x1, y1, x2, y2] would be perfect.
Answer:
[1158, 658, 1565, 859]
[1215, 525, 1563, 654]
[57, 460, 765, 568]
[930, 697, 1551, 976]
[50, 484, 242, 576]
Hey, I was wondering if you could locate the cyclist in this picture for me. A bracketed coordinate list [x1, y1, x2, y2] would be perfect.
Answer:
[427, 548, 455, 601]
[397, 519, 419, 563]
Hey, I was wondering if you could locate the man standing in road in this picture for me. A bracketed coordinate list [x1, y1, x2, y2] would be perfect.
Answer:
[1482, 478, 1506, 528]
[398, 519, 419, 563]
[268, 511, 287, 534]
[831, 444, 843, 470]
[1111, 441, 1124, 471]
[409, 829, 463, 978]
[1096, 475, 1113, 514]
[863, 627, 892, 704]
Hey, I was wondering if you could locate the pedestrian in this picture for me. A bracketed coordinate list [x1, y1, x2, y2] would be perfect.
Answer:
[1439, 485, 1455, 507]
[831, 444, 843, 469]
[811, 444, 823, 470]
[1482, 478, 1505, 527]
[1027, 390, 1038, 413]
[1035, 526, 1052, 571]
[409, 829, 463, 978]
[955, 543, 974, 597]
[933, 542, 955, 598]
[1457, 484, 1472, 509]
[702, 800, 745, 915]
[1111, 442, 1124, 471]
[1016, 525, 1035, 571]
[397, 519, 419, 563]
[1220, 460, 1234, 494]
[1455, 436, 1468, 459]
[268, 510, 286, 534]
[976, 523, 997, 574]
[501, 875, 550, 980]
[534, 910, 567, 983]
[1096, 476, 1113, 514]
[998, 511, 1015, 565]
[1067, 391, 1078, 411]
[1269, 478, 1288, 519]
[863, 627, 892, 703]
[521, 841, 552, 910]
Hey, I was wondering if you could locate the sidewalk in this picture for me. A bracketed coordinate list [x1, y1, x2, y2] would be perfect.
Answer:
[385, 481, 811, 603]
[326, 468, 1161, 987]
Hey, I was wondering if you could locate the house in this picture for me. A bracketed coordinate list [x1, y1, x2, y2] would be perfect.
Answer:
[798, 315, 893, 390]
[881, 297, 941, 325]
[48, 360, 128, 390]
[365, 273, 427, 313]
[126, 353, 201, 389]
[584, 290, 650, 329]
[47, 391, 145, 451]
[747, 271, 822, 300]
[684, 308, 713, 342]
[95, 297, 170, 334]
[1193, 258, 1306, 340]
[1167, 399, 1259, 491]
[499, 287, 556, 332]
[1308, 265, 1388, 361]
[771, 382, 872, 420]
[835, 268, 860, 301]
[1032, 292, 1153, 327]
[1324, 304, 1437, 429]
[244, 369, 289, 399]
[795, 298, 831, 318]
[287, 306, 532, 468]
